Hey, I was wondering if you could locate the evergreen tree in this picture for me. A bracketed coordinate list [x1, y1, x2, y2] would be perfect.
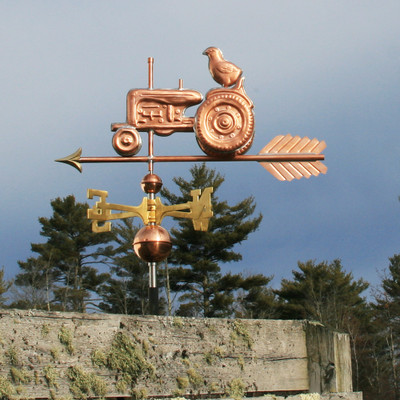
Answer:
[377, 254, 400, 320]
[356, 312, 394, 400]
[235, 274, 279, 319]
[275, 259, 369, 330]
[372, 254, 400, 400]
[15, 195, 113, 312]
[0, 268, 11, 307]
[275, 259, 371, 395]
[161, 163, 266, 317]
[11, 256, 53, 310]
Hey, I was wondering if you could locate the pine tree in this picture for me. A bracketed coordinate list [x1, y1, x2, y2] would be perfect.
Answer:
[276, 259, 369, 330]
[235, 274, 279, 319]
[275, 259, 371, 395]
[15, 195, 113, 312]
[372, 254, 400, 400]
[161, 163, 265, 317]
[12, 256, 53, 310]
[0, 268, 11, 307]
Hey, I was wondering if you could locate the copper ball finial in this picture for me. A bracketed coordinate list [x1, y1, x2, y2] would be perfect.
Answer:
[141, 173, 163, 194]
[133, 225, 172, 263]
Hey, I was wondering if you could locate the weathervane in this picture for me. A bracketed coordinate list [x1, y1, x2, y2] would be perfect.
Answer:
[57, 47, 327, 313]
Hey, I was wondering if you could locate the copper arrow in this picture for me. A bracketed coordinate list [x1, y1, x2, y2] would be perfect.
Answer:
[56, 134, 326, 181]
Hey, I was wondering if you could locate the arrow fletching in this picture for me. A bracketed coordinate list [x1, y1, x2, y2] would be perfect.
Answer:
[259, 134, 327, 181]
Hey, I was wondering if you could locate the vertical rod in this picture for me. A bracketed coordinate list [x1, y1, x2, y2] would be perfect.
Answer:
[147, 58, 157, 315]
[148, 130, 154, 174]
[149, 287, 159, 315]
[148, 57, 154, 90]
[148, 262, 158, 315]
[149, 262, 157, 288]
[147, 57, 154, 173]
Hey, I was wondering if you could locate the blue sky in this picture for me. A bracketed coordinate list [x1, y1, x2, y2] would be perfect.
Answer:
[1, 1, 399, 294]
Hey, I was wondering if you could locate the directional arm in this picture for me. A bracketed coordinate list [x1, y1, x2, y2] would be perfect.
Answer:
[87, 189, 149, 232]
[87, 187, 214, 232]
[155, 187, 213, 231]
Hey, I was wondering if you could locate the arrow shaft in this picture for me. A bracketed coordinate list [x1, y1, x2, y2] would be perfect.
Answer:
[79, 153, 324, 164]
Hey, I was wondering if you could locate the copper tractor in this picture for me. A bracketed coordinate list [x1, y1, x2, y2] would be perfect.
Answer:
[110, 47, 254, 158]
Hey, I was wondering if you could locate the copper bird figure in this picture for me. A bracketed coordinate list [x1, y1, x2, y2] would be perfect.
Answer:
[203, 47, 242, 87]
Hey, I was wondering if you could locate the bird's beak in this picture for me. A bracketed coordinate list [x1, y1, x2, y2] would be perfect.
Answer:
[202, 50, 208, 55]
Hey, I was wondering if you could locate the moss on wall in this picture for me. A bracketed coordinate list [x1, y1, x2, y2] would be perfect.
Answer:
[90, 331, 155, 396]
[230, 320, 253, 349]
[58, 326, 74, 355]
[44, 365, 59, 389]
[227, 378, 246, 400]
[5, 345, 20, 366]
[66, 365, 107, 399]
[0, 376, 15, 399]
[10, 366, 32, 385]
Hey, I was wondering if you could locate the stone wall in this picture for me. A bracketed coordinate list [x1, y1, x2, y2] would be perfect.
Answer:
[0, 309, 361, 399]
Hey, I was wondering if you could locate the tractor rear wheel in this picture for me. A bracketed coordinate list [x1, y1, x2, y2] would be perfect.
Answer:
[195, 93, 254, 155]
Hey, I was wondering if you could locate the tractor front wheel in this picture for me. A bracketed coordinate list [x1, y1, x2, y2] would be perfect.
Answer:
[112, 127, 142, 157]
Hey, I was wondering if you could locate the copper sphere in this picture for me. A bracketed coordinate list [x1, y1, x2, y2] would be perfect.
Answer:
[133, 225, 172, 263]
[141, 173, 163, 194]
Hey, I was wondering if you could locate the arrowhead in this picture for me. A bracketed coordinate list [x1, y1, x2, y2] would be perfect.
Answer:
[55, 148, 83, 173]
